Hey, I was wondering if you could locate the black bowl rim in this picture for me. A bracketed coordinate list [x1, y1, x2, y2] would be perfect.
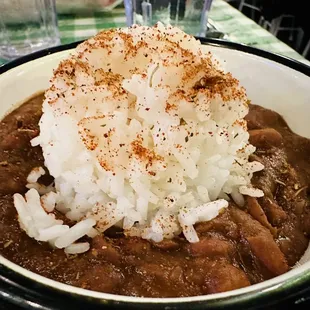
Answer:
[1, 38, 310, 309]
[1, 37, 310, 77]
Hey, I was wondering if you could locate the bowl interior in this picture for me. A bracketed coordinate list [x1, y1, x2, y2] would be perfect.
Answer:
[0, 43, 310, 305]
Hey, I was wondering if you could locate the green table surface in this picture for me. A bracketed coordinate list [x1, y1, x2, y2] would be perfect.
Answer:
[0, 0, 308, 66]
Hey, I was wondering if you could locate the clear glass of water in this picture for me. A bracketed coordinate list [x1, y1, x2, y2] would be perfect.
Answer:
[124, 0, 213, 37]
[0, 0, 60, 60]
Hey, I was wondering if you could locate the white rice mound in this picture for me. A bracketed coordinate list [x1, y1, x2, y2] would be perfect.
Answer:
[14, 23, 264, 253]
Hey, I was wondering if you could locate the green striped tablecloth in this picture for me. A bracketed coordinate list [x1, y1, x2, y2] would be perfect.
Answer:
[0, 0, 308, 65]
[210, 1, 308, 64]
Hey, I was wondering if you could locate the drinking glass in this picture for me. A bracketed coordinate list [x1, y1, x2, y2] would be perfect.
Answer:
[124, 0, 213, 37]
[0, 0, 60, 60]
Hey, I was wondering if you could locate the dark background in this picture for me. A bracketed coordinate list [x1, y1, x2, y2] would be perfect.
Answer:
[229, 0, 310, 60]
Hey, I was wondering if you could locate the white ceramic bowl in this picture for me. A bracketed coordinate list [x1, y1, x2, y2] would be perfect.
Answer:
[0, 39, 310, 309]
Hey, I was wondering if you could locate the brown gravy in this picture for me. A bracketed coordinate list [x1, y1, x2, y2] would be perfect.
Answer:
[0, 93, 310, 297]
